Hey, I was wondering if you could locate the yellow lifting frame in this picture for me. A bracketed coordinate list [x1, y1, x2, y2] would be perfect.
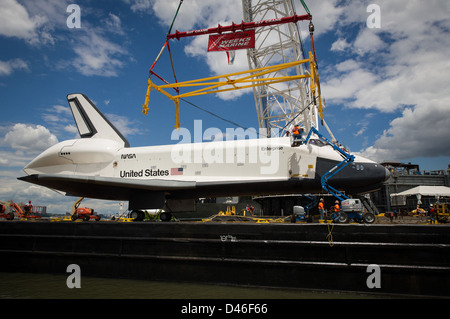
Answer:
[143, 51, 323, 129]
[308, 51, 324, 124]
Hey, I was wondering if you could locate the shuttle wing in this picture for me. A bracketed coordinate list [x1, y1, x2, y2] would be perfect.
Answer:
[18, 174, 197, 200]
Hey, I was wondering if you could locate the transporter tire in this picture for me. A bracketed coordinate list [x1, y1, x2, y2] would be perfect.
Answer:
[338, 212, 349, 223]
[363, 212, 375, 224]
[160, 212, 172, 222]
[129, 210, 145, 222]
[6, 213, 14, 221]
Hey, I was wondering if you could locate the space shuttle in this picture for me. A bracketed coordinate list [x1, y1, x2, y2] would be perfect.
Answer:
[19, 93, 389, 220]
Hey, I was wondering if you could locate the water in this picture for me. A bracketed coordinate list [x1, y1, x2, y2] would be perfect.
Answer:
[0, 272, 375, 299]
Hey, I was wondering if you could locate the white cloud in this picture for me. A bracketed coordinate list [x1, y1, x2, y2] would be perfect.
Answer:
[64, 124, 78, 135]
[0, 0, 37, 40]
[0, 150, 31, 168]
[322, 62, 377, 103]
[353, 28, 385, 55]
[2, 123, 58, 154]
[354, 127, 367, 137]
[106, 113, 142, 137]
[360, 98, 450, 162]
[151, 0, 242, 31]
[52, 104, 72, 116]
[101, 12, 126, 36]
[331, 38, 351, 52]
[0, 168, 63, 212]
[0, 59, 29, 76]
[0, 0, 71, 45]
[3, 0, 130, 77]
[335, 60, 360, 72]
[0, 123, 58, 173]
[71, 32, 128, 77]
[320, 0, 450, 162]
[40, 104, 79, 139]
[59, 8, 130, 77]
[42, 105, 72, 123]
[123, 0, 152, 13]
[299, 0, 344, 37]
[324, 1, 450, 108]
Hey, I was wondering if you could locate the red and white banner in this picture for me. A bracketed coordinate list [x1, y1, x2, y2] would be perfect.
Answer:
[208, 30, 255, 52]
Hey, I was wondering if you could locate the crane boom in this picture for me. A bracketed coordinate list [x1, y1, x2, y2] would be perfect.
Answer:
[167, 14, 311, 40]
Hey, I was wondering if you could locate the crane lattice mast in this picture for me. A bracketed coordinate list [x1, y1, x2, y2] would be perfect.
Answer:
[242, 0, 317, 137]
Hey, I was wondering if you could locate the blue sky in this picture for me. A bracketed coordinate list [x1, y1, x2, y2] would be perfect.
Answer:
[1, 0, 449, 214]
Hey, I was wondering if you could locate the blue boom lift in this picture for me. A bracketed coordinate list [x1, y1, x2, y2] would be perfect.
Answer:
[295, 127, 375, 224]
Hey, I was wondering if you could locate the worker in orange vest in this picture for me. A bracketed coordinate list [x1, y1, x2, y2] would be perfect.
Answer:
[333, 200, 340, 213]
[318, 198, 325, 220]
[292, 125, 303, 146]
[331, 200, 341, 223]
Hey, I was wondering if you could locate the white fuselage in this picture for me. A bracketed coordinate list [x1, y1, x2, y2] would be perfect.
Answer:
[24, 136, 373, 185]
[22, 134, 387, 203]
[19, 93, 390, 210]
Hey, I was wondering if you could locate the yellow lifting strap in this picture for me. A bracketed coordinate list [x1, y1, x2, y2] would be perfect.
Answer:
[142, 51, 324, 130]
[308, 51, 324, 124]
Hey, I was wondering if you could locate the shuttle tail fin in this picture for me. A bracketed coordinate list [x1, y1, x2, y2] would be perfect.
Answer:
[67, 93, 130, 148]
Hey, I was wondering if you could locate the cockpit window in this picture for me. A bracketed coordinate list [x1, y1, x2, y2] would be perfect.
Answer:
[309, 139, 327, 147]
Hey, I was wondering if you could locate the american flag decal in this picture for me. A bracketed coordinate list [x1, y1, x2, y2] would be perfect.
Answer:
[171, 167, 184, 175]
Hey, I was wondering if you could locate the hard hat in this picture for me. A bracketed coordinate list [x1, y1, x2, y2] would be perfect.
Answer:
[335, 200, 339, 203]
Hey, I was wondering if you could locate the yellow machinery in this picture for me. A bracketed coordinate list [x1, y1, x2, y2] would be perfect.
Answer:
[70, 197, 100, 222]
[143, 52, 323, 130]
[201, 206, 288, 223]
[435, 203, 449, 223]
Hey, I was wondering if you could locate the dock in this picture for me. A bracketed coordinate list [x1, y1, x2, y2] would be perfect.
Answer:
[0, 220, 449, 297]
